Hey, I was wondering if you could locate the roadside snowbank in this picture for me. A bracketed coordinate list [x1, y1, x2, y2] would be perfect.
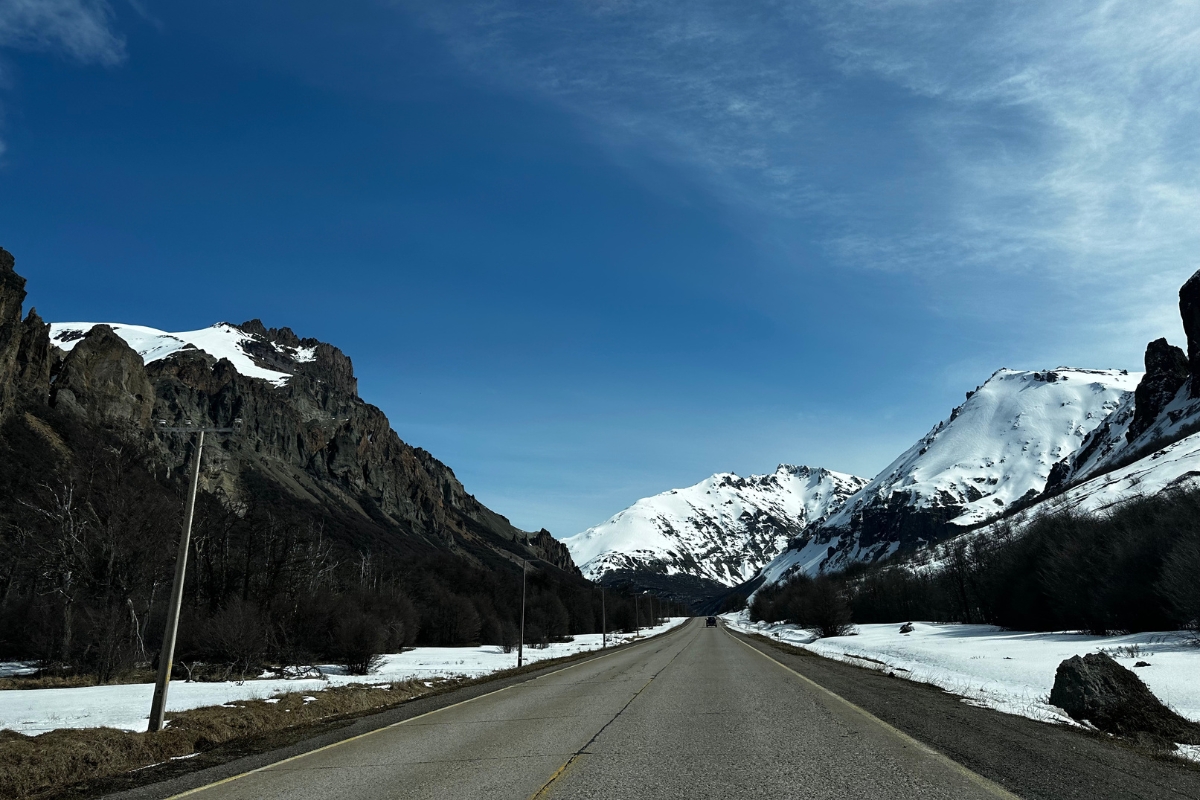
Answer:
[723, 614, 1200, 727]
[0, 618, 688, 734]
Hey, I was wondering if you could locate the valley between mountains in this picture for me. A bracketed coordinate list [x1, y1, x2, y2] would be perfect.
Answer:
[565, 290, 1200, 611]
[3, 244, 1200, 799]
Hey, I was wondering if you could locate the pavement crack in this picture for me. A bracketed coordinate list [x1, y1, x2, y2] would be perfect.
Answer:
[528, 639, 690, 800]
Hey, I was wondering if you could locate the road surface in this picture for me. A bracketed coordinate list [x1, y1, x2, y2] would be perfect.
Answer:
[165, 619, 1012, 800]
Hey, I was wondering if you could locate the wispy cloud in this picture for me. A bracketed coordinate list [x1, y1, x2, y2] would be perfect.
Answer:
[410, 0, 1200, 356]
[0, 0, 126, 156]
[816, 1, 1200, 335]
[0, 0, 126, 64]
[415, 1, 831, 215]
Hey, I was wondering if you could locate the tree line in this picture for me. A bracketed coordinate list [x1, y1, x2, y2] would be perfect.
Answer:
[0, 408, 686, 682]
[750, 487, 1200, 637]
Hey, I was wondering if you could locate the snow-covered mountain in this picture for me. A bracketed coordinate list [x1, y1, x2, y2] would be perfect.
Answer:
[968, 274, 1200, 529]
[757, 367, 1142, 584]
[1044, 343, 1200, 493]
[49, 321, 318, 387]
[563, 465, 868, 587]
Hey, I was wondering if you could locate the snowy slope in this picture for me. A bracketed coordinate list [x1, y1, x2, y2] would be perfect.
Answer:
[1048, 379, 1200, 489]
[49, 322, 316, 386]
[757, 368, 1141, 583]
[563, 465, 868, 586]
[1023, 430, 1200, 520]
[909, 428, 1200, 576]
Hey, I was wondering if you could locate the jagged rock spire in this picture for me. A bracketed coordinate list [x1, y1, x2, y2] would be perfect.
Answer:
[1178, 269, 1200, 397]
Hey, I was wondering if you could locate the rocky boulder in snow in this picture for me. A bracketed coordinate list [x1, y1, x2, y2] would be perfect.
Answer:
[1050, 652, 1200, 744]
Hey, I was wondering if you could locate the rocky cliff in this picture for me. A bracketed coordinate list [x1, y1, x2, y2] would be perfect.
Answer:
[1, 246, 578, 575]
[0, 249, 55, 421]
[1042, 268, 1200, 495]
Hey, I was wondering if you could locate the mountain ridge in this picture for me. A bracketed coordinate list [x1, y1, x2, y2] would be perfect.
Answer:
[563, 464, 868, 595]
[754, 366, 1141, 585]
[0, 249, 578, 576]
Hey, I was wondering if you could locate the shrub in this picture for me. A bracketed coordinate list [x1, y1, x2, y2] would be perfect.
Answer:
[750, 574, 854, 638]
[329, 607, 385, 676]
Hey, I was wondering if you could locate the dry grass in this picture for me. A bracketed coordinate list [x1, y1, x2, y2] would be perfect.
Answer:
[0, 669, 157, 691]
[0, 681, 432, 800]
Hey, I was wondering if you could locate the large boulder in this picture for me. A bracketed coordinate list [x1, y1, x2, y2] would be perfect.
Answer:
[1127, 338, 1189, 441]
[1050, 652, 1200, 743]
[51, 325, 155, 429]
[1179, 269, 1200, 397]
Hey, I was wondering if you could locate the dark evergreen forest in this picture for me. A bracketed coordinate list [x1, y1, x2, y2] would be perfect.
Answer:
[751, 488, 1200, 637]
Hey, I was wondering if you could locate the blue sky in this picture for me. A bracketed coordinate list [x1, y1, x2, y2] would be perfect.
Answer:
[1, 1, 1198, 536]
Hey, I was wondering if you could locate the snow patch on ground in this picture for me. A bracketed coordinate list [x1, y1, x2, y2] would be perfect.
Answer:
[723, 614, 1200, 730]
[0, 618, 688, 734]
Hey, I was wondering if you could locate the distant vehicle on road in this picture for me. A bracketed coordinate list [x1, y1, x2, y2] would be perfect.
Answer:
[706, 616, 717, 627]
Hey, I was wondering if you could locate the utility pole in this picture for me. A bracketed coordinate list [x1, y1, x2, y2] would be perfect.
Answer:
[601, 586, 607, 649]
[148, 422, 235, 733]
[634, 594, 640, 637]
[517, 557, 527, 668]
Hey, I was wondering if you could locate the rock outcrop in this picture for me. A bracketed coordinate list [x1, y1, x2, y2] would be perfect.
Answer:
[1041, 270, 1200, 495]
[51, 325, 156, 429]
[0, 246, 579, 577]
[1049, 652, 1200, 744]
[0, 247, 28, 420]
[0, 249, 57, 421]
[140, 343, 541, 557]
[1180, 270, 1200, 397]
[1127, 338, 1189, 441]
[530, 529, 581, 575]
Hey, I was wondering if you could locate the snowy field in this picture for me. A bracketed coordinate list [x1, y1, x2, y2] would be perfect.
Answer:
[724, 614, 1200, 728]
[0, 618, 688, 735]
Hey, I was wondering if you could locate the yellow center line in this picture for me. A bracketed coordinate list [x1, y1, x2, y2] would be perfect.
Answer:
[167, 620, 693, 798]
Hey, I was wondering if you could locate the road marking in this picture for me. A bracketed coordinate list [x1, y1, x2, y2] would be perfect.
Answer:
[528, 621, 695, 800]
[165, 621, 692, 798]
[725, 627, 1019, 800]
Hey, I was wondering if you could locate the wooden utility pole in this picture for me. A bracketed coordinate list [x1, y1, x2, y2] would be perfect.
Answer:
[148, 423, 235, 733]
[601, 586, 607, 649]
[517, 557, 527, 668]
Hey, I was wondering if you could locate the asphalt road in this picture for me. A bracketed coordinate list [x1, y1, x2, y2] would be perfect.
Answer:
[163, 619, 1013, 800]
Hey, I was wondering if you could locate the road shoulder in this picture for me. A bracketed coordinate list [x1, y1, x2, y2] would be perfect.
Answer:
[729, 627, 1200, 800]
